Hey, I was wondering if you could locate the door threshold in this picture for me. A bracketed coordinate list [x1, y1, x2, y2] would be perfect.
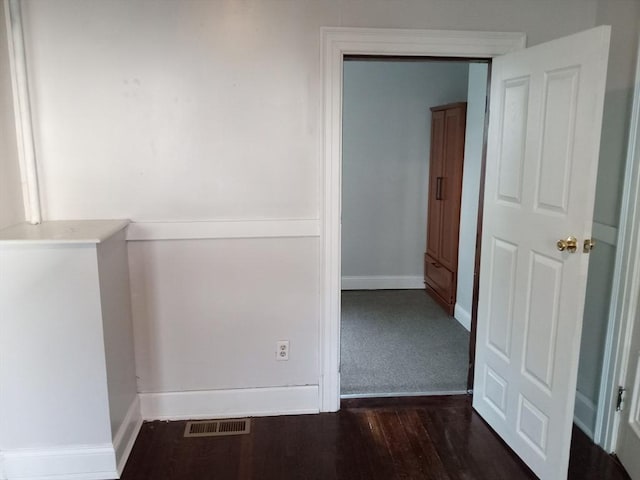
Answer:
[340, 390, 467, 399]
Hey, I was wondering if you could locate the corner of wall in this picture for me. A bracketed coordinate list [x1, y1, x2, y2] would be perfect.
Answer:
[454, 303, 471, 331]
[574, 389, 597, 440]
[114, 396, 143, 476]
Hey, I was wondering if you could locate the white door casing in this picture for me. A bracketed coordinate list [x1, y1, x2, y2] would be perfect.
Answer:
[609, 32, 640, 479]
[320, 27, 527, 412]
[473, 26, 610, 480]
[597, 31, 640, 458]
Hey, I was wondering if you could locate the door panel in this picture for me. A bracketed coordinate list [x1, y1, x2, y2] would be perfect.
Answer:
[535, 67, 580, 214]
[486, 238, 517, 361]
[523, 252, 562, 391]
[473, 26, 610, 480]
[497, 77, 529, 205]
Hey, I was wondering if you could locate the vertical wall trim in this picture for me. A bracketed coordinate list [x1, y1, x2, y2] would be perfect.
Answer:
[5, 0, 41, 224]
[595, 32, 640, 452]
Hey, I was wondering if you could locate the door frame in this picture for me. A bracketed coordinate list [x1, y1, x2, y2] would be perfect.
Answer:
[319, 27, 526, 412]
[596, 34, 640, 452]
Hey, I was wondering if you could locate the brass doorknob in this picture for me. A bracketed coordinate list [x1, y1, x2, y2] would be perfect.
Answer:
[584, 238, 596, 253]
[557, 236, 578, 253]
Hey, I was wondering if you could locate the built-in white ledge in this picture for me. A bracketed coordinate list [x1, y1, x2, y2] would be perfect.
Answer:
[0, 219, 130, 244]
[0, 219, 141, 480]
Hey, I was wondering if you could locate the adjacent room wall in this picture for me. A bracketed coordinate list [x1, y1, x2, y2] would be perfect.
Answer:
[455, 63, 488, 331]
[0, 3, 24, 230]
[341, 60, 469, 290]
[17, 0, 605, 418]
[575, 0, 640, 438]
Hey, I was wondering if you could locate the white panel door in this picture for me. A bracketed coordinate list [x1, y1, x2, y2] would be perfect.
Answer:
[473, 26, 610, 480]
[617, 291, 640, 479]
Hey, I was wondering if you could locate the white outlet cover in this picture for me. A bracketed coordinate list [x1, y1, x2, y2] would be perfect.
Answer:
[276, 340, 289, 361]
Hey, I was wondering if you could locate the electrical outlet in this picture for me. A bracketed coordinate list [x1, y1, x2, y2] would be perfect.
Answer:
[276, 340, 289, 361]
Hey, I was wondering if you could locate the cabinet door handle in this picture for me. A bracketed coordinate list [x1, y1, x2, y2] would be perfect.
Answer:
[436, 177, 443, 200]
[431, 262, 441, 268]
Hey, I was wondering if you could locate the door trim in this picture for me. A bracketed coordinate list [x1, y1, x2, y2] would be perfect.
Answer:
[596, 33, 640, 451]
[467, 64, 493, 391]
[319, 27, 526, 412]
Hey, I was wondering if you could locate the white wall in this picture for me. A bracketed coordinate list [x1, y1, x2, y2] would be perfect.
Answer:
[592, 0, 640, 227]
[0, 245, 113, 451]
[20, 0, 599, 222]
[128, 237, 319, 395]
[0, 4, 24, 230]
[341, 60, 469, 289]
[575, 0, 640, 438]
[16, 0, 609, 417]
[455, 63, 488, 331]
[97, 230, 139, 460]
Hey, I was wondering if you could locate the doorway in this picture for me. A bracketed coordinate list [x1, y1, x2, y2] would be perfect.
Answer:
[318, 27, 526, 412]
[321, 25, 615, 480]
[340, 57, 488, 397]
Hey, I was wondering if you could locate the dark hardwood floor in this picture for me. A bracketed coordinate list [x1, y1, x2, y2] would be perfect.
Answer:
[120, 395, 629, 480]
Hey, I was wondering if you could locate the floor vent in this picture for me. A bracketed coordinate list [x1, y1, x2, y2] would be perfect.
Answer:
[184, 419, 251, 438]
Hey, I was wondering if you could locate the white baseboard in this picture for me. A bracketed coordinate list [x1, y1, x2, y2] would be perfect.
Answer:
[341, 275, 424, 290]
[0, 445, 117, 480]
[0, 399, 141, 480]
[574, 390, 597, 440]
[113, 396, 143, 476]
[139, 385, 320, 421]
[454, 304, 471, 331]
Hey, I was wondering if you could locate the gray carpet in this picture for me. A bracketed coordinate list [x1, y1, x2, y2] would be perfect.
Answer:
[340, 290, 470, 396]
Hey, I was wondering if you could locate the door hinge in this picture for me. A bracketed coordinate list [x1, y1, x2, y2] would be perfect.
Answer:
[616, 386, 626, 412]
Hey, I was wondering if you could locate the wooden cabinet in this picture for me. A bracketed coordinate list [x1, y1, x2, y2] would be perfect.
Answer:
[424, 102, 466, 315]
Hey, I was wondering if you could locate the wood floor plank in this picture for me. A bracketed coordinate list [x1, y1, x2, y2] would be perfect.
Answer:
[419, 404, 535, 480]
[120, 396, 628, 480]
[357, 409, 397, 479]
[396, 409, 451, 480]
[336, 411, 377, 480]
[377, 410, 423, 478]
[568, 426, 630, 480]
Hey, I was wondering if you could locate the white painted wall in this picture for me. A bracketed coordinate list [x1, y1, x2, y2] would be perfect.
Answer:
[19, 0, 599, 222]
[15, 0, 617, 419]
[0, 4, 24, 230]
[574, 0, 640, 438]
[0, 244, 112, 450]
[97, 230, 140, 463]
[128, 237, 320, 394]
[576, 241, 617, 436]
[341, 60, 469, 289]
[592, 0, 640, 227]
[455, 63, 488, 331]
